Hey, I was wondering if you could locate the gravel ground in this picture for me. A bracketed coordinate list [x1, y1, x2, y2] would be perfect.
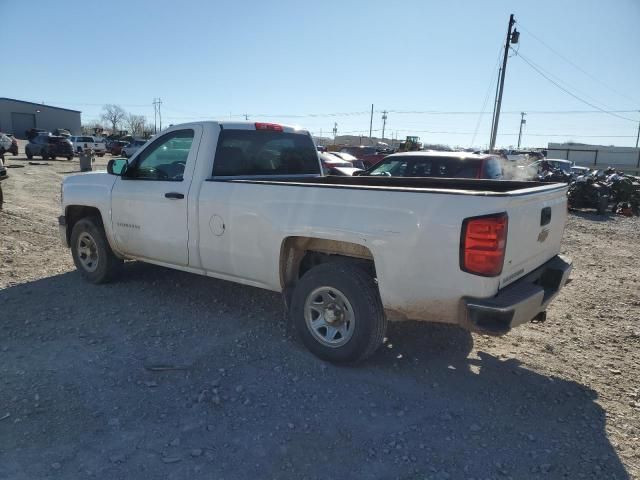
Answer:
[0, 154, 638, 479]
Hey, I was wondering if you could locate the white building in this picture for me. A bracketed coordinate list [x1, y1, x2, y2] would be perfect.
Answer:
[547, 142, 640, 172]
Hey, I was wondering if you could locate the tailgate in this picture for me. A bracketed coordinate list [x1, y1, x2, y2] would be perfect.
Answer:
[500, 185, 568, 288]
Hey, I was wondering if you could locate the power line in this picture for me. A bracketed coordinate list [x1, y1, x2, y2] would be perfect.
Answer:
[513, 50, 637, 122]
[516, 22, 639, 105]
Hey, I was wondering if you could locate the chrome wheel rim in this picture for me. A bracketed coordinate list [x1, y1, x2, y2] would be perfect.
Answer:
[77, 232, 99, 272]
[304, 286, 355, 348]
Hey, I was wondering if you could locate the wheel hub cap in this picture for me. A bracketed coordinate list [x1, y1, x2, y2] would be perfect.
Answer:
[304, 287, 355, 348]
[77, 232, 99, 273]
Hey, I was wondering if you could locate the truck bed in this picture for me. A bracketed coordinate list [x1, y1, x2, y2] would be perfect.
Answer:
[214, 176, 565, 195]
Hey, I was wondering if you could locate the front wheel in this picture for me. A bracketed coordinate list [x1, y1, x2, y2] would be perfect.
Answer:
[70, 216, 123, 284]
[290, 262, 387, 363]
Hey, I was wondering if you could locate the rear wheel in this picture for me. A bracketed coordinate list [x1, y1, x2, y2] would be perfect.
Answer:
[290, 262, 387, 363]
[41, 150, 48, 160]
[26, 149, 33, 160]
[67, 155, 73, 161]
[70, 216, 122, 284]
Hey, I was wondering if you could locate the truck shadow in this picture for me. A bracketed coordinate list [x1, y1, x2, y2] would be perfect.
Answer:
[0, 262, 630, 479]
[570, 209, 616, 221]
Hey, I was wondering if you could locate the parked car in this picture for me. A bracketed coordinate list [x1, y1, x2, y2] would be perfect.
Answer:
[0, 132, 18, 158]
[319, 152, 362, 176]
[338, 145, 387, 168]
[69, 136, 106, 156]
[25, 128, 48, 140]
[59, 121, 571, 363]
[359, 151, 504, 179]
[108, 140, 128, 156]
[121, 138, 148, 158]
[327, 151, 365, 169]
[0, 133, 19, 156]
[25, 135, 74, 160]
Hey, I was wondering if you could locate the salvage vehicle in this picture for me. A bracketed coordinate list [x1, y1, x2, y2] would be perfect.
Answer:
[121, 138, 147, 158]
[69, 136, 106, 156]
[328, 151, 365, 169]
[339, 146, 387, 168]
[25, 134, 74, 160]
[359, 151, 504, 180]
[58, 121, 572, 363]
[319, 152, 362, 176]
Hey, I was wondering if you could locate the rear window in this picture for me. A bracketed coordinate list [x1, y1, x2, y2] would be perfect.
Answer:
[368, 156, 482, 178]
[483, 157, 503, 179]
[213, 129, 319, 176]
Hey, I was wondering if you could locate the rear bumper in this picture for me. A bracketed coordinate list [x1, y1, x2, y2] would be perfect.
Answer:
[462, 255, 572, 335]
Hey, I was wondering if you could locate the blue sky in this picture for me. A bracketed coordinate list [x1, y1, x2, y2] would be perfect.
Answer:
[2, 0, 639, 148]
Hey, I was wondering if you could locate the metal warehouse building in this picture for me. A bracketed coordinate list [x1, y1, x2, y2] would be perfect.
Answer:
[0, 98, 81, 139]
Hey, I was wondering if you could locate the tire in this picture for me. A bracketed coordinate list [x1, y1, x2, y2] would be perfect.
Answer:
[41, 149, 48, 160]
[67, 156, 73, 161]
[26, 150, 33, 159]
[70, 216, 122, 284]
[596, 194, 608, 215]
[290, 262, 387, 363]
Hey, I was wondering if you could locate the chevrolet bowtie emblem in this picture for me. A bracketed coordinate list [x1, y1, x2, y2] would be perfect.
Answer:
[537, 228, 549, 243]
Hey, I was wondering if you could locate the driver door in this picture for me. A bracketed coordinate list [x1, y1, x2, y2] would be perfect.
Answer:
[111, 126, 201, 266]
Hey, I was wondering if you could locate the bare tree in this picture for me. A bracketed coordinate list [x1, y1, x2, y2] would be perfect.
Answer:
[101, 104, 126, 134]
[125, 113, 146, 136]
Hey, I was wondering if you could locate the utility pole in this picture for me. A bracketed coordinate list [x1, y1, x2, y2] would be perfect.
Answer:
[152, 98, 158, 134]
[489, 14, 519, 152]
[381, 110, 388, 141]
[517, 112, 527, 149]
[635, 112, 640, 148]
[489, 67, 501, 148]
[157, 97, 163, 131]
[244, 113, 249, 120]
[332, 122, 338, 145]
[369, 104, 374, 141]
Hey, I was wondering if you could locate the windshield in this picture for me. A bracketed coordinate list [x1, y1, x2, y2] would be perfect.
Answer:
[368, 155, 482, 178]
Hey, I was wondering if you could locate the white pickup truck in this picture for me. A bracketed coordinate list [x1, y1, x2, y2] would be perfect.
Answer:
[58, 121, 572, 362]
[69, 136, 106, 157]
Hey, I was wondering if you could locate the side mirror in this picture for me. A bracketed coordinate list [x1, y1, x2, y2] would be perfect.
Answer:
[107, 158, 128, 176]
[353, 170, 363, 176]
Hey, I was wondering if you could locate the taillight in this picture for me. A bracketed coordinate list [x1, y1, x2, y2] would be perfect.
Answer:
[460, 213, 508, 277]
[255, 122, 283, 132]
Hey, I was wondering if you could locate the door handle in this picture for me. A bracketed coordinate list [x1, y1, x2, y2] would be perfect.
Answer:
[164, 192, 184, 199]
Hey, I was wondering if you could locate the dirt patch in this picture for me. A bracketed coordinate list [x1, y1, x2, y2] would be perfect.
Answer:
[0, 155, 638, 479]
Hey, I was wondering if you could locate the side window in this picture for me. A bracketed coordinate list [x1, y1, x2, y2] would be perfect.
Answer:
[126, 129, 194, 181]
[408, 159, 432, 177]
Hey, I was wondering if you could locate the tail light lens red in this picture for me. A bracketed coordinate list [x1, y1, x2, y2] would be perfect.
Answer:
[255, 122, 283, 132]
[460, 213, 508, 276]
